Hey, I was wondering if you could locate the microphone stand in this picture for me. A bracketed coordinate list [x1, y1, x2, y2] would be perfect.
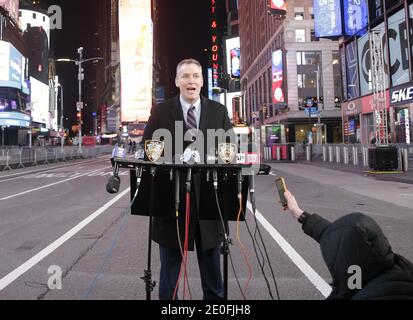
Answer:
[141, 166, 156, 300]
[213, 168, 231, 300]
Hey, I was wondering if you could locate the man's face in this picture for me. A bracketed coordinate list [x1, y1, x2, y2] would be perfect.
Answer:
[175, 63, 204, 104]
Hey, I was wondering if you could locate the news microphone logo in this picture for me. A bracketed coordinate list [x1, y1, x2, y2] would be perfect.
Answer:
[144, 140, 164, 162]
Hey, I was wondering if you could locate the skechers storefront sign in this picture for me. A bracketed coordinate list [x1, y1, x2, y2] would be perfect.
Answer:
[390, 83, 413, 106]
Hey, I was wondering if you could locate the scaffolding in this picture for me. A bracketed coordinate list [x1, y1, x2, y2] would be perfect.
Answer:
[369, 30, 389, 146]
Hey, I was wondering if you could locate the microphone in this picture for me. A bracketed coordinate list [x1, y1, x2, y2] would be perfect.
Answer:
[213, 169, 218, 191]
[249, 174, 256, 212]
[237, 169, 243, 196]
[106, 175, 120, 194]
[175, 170, 180, 213]
[186, 168, 192, 192]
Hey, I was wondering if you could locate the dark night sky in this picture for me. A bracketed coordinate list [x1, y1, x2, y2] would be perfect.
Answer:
[46, 0, 216, 133]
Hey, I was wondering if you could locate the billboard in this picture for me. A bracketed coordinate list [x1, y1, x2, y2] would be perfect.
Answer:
[343, 0, 368, 36]
[119, 0, 153, 123]
[313, 0, 343, 37]
[0, 112, 30, 127]
[269, 0, 286, 15]
[0, 40, 23, 89]
[225, 37, 240, 78]
[345, 40, 359, 99]
[0, 0, 18, 22]
[271, 50, 284, 104]
[388, 9, 410, 87]
[30, 76, 50, 126]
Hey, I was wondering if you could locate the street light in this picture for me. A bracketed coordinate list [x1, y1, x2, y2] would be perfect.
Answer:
[314, 65, 323, 144]
[57, 47, 103, 153]
[57, 83, 64, 148]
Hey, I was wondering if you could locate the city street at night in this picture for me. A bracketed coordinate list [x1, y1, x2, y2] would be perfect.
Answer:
[1, 0, 413, 306]
[0, 157, 412, 300]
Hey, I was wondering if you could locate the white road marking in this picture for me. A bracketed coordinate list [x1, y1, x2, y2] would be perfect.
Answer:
[0, 187, 130, 291]
[247, 202, 332, 298]
[0, 169, 103, 201]
[0, 159, 103, 182]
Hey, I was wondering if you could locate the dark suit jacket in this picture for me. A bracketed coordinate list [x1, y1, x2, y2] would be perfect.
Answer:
[142, 95, 234, 251]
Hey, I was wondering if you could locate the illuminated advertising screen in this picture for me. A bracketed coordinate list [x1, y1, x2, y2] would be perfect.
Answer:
[313, 0, 343, 37]
[0, 0, 19, 22]
[345, 40, 360, 99]
[119, 0, 153, 123]
[0, 112, 30, 127]
[0, 40, 23, 89]
[30, 76, 50, 126]
[225, 37, 240, 78]
[343, 0, 368, 36]
[271, 50, 284, 104]
[269, 0, 286, 15]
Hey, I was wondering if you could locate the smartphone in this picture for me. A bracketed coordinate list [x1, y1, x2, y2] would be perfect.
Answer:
[275, 177, 288, 209]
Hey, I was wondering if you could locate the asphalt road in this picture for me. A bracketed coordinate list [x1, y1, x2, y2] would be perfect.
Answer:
[0, 157, 412, 300]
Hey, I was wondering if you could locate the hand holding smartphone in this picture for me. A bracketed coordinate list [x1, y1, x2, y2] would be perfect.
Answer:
[275, 177, 288, 209]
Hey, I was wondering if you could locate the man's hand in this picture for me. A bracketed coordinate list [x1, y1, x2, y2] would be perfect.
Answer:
[284, 190, 304, 219]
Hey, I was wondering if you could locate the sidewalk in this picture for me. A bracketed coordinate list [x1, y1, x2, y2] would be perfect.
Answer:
[293, 160, 413, 185]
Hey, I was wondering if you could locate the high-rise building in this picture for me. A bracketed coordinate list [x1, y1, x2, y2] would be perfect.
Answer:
[239, 0, 343, 144]
[95, 0, 121, 136]
[0, 0, 31, 146]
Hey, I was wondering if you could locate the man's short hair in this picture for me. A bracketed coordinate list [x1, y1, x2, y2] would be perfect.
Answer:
[176, 59, 203, 75]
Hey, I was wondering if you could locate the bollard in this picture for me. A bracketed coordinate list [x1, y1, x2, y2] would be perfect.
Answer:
[329, 146, 334, 162]
[290, 145, 296, 162]
[323, 146, 327, 162]
[335, 146, 340, 163]
[352, 146, 358, 166]
[363, 147, 368, 167]
[306, 145, 312, 162]
[344, 147, 349, 165]
[403, 148, 409, 172]
[276, 147, 281, 161]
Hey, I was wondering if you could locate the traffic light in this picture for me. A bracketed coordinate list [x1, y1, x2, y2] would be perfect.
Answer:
[76, 112, 82, 124]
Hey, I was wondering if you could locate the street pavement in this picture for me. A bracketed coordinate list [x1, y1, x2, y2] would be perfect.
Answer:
[0, 157, 412, 300]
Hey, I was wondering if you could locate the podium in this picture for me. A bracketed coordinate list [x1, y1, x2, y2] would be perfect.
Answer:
[113, 158, 252, 300]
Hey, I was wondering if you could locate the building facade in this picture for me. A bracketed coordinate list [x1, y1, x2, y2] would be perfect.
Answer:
[338, 0, 412, 145]
[0, 1, 31, 146]
[239, 0, 343, 145]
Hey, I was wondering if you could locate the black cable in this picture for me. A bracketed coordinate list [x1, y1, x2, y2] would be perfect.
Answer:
[82, 166, 145, 299]
[213, 188, 245, 300]
[250, 208, 281, 300]
[241, 207, 274, 300]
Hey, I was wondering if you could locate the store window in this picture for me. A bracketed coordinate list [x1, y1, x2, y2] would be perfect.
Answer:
[369, 0, 384, 22]
[296, 51, 321, 65]
[395, 108, 412, 144]
[333, 51, 342, 99]
[310, 30, 319, 42]
[361, 113, 375, 144]
[295, 29, 306, 42]
[294, 7, 304, 20]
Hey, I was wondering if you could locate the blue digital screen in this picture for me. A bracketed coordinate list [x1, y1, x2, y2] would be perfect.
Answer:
[343, 0, 368, 36]
[313, 0, 343, 37]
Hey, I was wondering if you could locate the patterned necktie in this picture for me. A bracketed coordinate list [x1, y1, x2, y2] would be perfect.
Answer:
[187, 105, 197, 129]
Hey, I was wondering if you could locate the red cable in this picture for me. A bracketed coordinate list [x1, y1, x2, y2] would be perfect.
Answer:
[172, 191, 191, 300]
[183, 191, 191, 299]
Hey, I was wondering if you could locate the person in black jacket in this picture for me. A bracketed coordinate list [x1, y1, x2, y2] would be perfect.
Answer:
[284, 189, 413, 299]
[142, 59, 233, 300]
